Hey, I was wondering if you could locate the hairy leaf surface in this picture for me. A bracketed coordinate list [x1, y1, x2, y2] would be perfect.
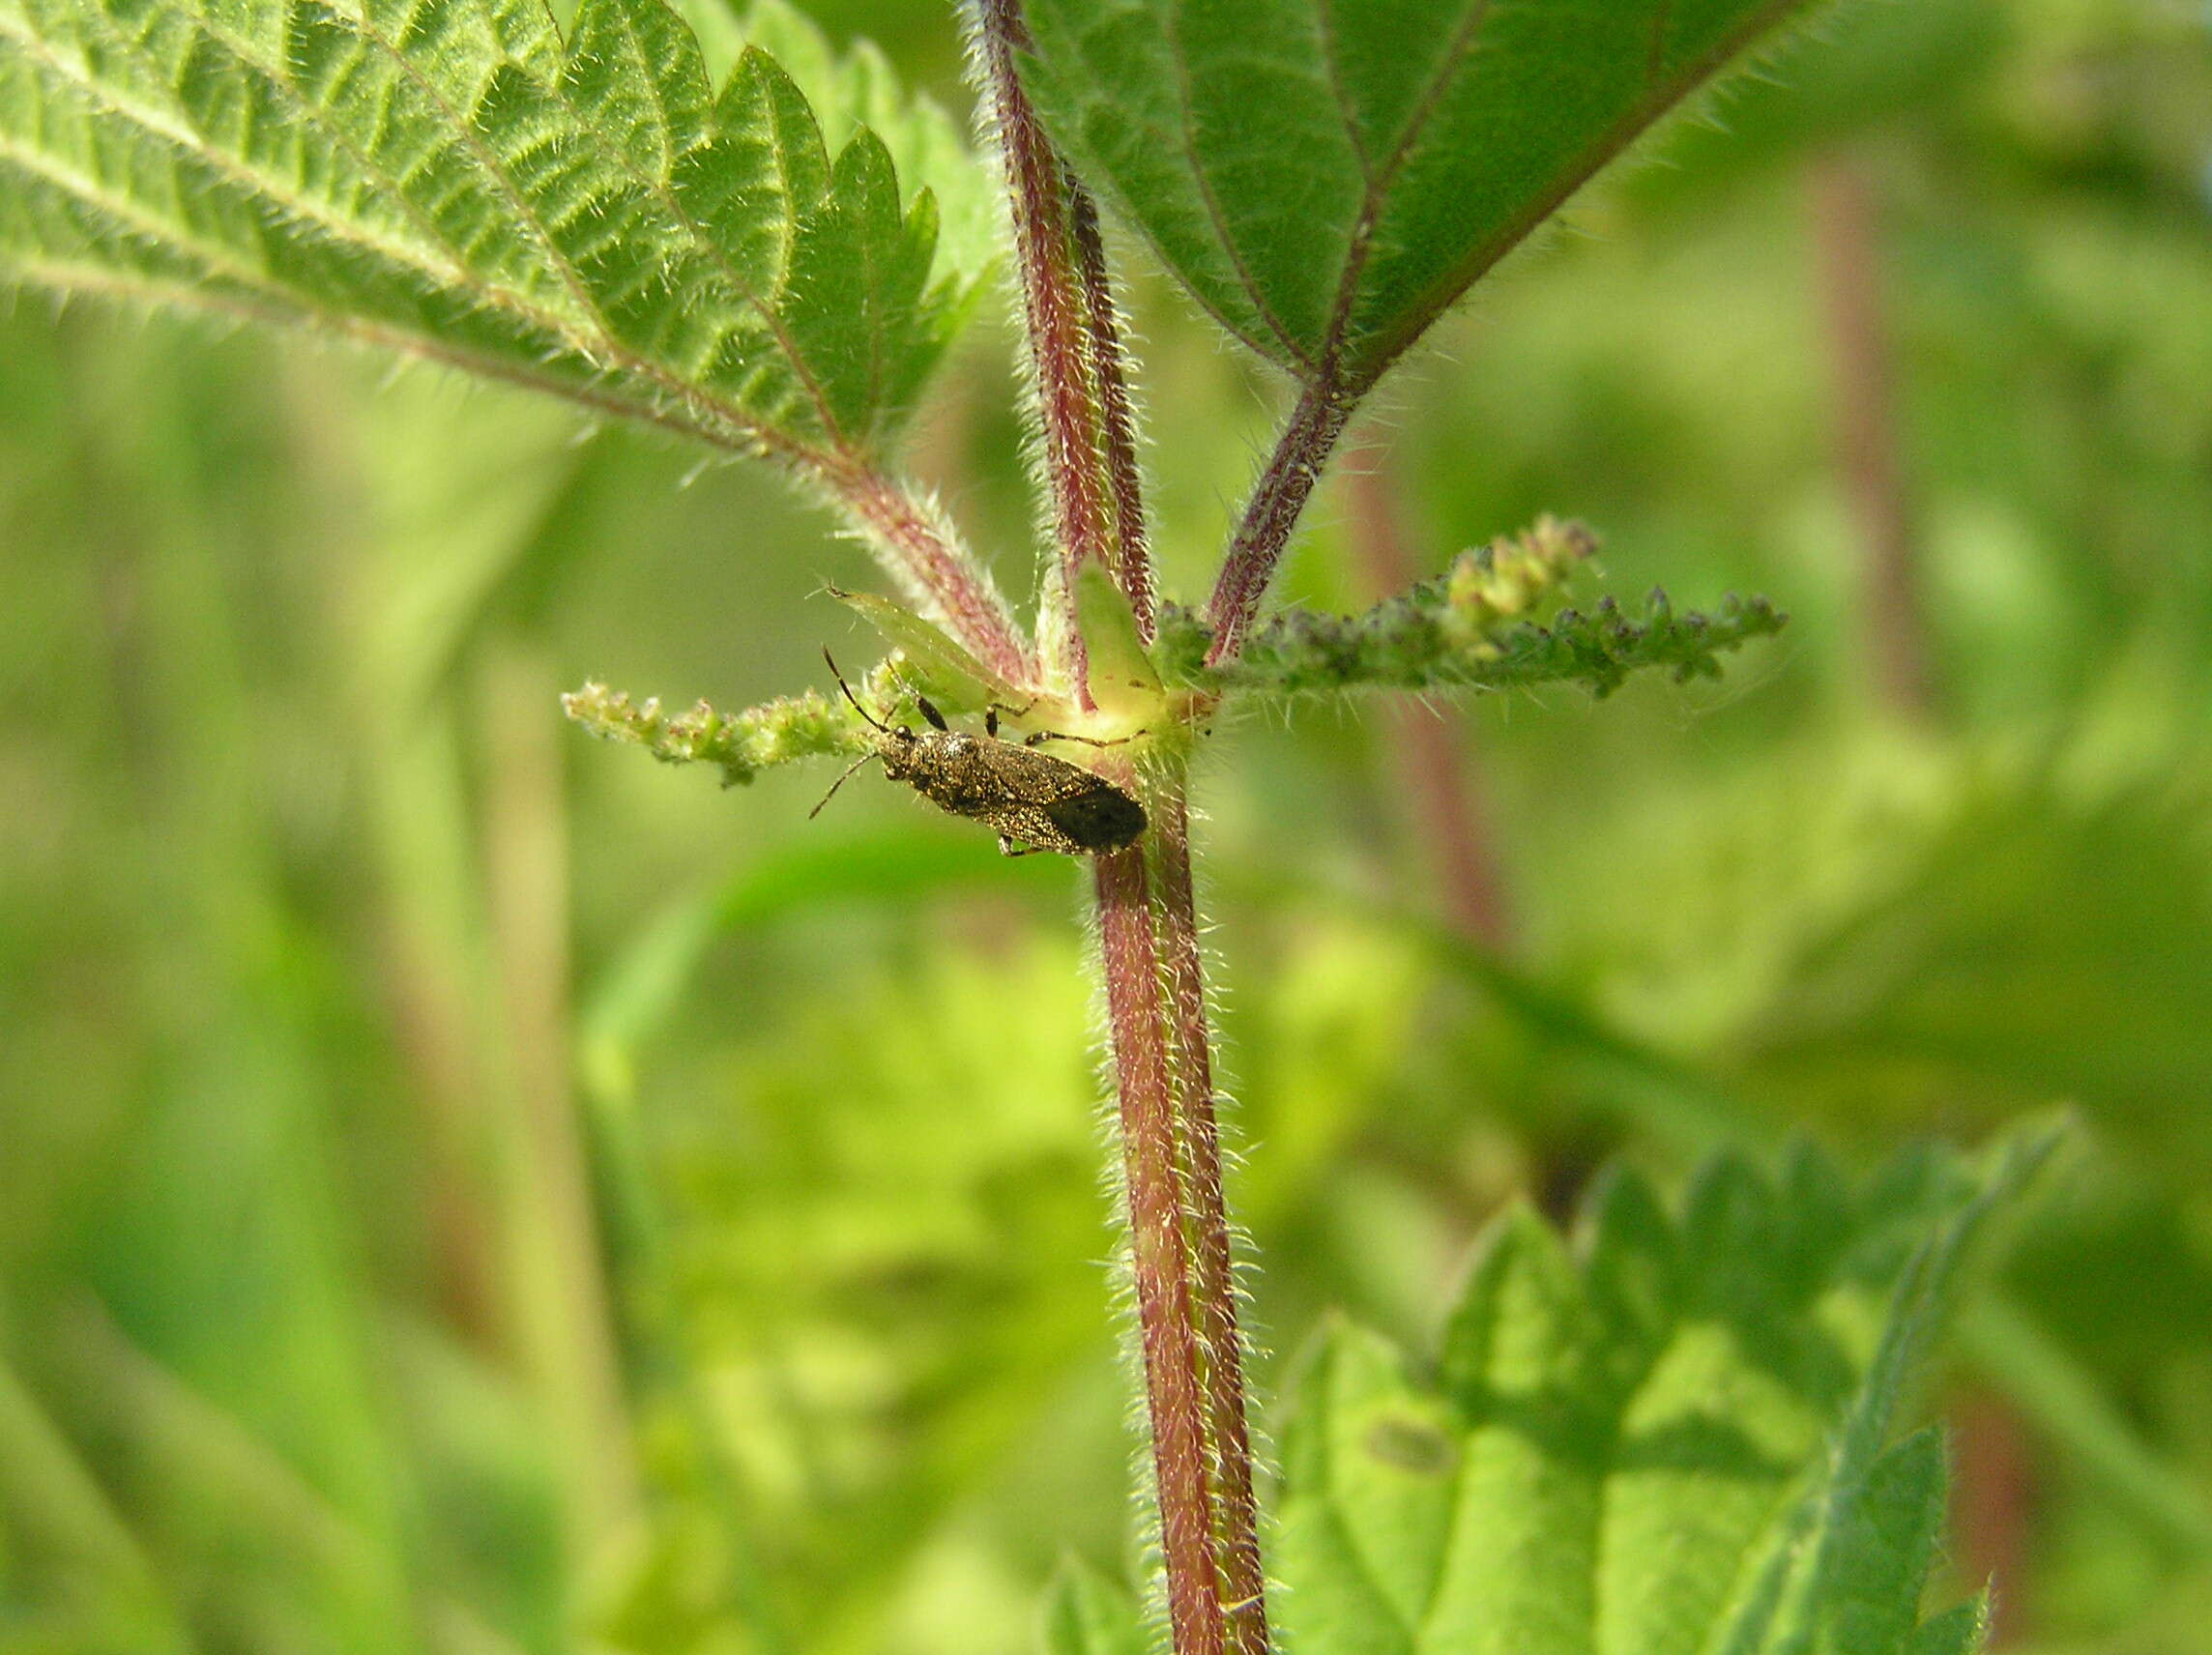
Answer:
[1018, 0, 1816, 392]
[0, 0, 991, 460]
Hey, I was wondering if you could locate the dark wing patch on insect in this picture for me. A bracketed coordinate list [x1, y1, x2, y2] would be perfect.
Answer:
[1044, 785, 1148, 853]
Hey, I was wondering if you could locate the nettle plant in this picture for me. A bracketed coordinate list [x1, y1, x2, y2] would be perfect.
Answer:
[1, 0, 2048, 1647]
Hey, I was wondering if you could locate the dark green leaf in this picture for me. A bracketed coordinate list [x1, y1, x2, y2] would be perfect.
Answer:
[1020, 0, 1818, 392]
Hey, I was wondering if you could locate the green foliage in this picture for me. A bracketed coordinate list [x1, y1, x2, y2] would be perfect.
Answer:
[718, 0, 996, 276]
[1016, 0, 1814, 392]
[0, 0, 988, 461]
[563, 676, 867, 786]
[5, 3, 2210, 1654]
[1039, 1558, 1148, 1655]
[1269, 1135, 2041, 1655]
[1153, 519, 1786, 699]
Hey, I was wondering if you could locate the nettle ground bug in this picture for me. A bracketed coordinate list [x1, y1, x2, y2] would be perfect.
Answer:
[811, 650, 1149, 857]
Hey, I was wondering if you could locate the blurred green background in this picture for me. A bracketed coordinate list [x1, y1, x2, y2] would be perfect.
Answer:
[4, 0, 2211, 1650]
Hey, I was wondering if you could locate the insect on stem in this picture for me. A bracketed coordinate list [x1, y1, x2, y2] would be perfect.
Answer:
[810, 648, 1148, 857]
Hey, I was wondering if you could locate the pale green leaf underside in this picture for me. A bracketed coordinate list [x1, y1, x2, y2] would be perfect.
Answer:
[1019, 0, 1814, 390]
[1272, 1140, 2034, 1655]
[0, 0, 990, 459]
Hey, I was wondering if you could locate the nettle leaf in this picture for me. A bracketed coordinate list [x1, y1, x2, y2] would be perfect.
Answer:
[1018, 0, 1814, 393]
[706, 0, 997, 282]
[1271, 1135, 2049, 1655]
[0, 0, 992, 461]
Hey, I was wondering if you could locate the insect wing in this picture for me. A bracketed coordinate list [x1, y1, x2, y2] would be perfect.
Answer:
[1044, 784, 1147, 853]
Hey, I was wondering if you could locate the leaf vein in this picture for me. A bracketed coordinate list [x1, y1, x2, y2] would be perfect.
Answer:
[1160, 3, 1316, 375]
[1321, 0, 1487, 380]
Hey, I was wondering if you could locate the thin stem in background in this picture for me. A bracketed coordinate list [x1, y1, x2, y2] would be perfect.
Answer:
[1952, 1389, 2034, 1647]
[1342, 444, 1513, 949]
[1205, 384, 1353, 667]
[1095, 830, 1228, 1655]
[480, 643, 642, 1565]
[1150, 788, 1270, 1655]
[1808, 155, 1935, 718]
[974, 0, 1119, 697]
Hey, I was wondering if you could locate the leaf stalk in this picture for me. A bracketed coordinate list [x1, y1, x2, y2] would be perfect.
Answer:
[1204, 384, 1353, 667]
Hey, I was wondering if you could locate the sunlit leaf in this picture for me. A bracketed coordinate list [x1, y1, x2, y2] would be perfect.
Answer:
[1270, 1134, 2047, 1655]
[0, 0, 992, 461]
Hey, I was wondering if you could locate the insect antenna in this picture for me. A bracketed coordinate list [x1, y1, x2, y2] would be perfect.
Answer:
[809, 749, 882, 819]
[821, 647, 889, 733]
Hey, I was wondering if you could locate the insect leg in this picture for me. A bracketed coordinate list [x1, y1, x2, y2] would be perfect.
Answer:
[1020, 728, 1147, 749]
[997, 834, 1045, 857]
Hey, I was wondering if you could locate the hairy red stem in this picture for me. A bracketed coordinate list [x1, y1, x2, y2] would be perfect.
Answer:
[1151, 786, 1270, 1653]
[1068, 175, 1155, 639]
[1096, 835, 1228, 1655]
[1205, 384, 1353, 666]
[972, 10, 1249, 1647]
[975, 0, 1115, 698]
[826, 454, 1033, 687]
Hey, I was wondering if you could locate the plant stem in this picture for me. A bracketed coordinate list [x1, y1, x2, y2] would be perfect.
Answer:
[480, 642, 641, 1565]
[1343, 442, 1512, 947]
[1807, 154, 1934, 718]
[1206, 383, 1353, 666]
[1095, 816, 1227, 1655]
[1150, 784, 1270, 1654]
[1951, 1388, 2033, 1647]
[974, 0, 1117, 696]
[971, 11, 1259, 1646]
[1068, 176, 1154, 640]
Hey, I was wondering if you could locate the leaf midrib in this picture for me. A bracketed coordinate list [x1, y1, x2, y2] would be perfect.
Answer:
[1312, 0, 1490, 388]
[1401, 1314, 1804, 1655]
[1346, 0, 1815, 395]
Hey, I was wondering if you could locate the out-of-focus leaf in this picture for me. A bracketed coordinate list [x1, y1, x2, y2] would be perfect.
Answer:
[1738, 761, 2212, 1183]
[1038, 1556, 1147, 1655]
[0, 1351, 191, 1654]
